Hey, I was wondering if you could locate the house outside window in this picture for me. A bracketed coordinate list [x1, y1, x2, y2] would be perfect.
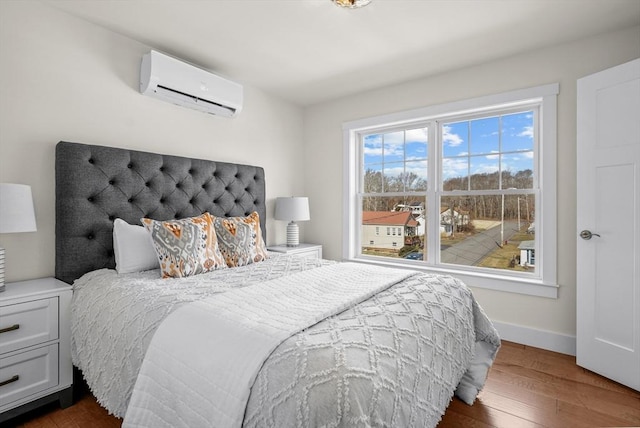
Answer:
[343, 84, 558, 298]
[361, 211, 418, 257]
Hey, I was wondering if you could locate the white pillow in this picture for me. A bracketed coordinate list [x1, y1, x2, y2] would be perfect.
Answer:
[113, 218, 159, 274]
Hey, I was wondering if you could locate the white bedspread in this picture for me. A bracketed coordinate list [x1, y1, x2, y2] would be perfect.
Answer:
[122, 263, 415, 428]
[71, 255, 500, 427]
[71, 254, 332, 417]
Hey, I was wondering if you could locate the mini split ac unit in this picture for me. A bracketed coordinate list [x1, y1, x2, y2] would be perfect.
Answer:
[140, 50, 243, 118]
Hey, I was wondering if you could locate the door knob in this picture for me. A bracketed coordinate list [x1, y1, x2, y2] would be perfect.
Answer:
[580, 230, 600, 240]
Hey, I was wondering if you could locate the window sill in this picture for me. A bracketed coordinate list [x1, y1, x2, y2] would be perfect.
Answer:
[346, 256, 559, 298]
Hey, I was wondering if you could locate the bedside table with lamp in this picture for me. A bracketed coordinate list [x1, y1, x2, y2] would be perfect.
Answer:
[0, 183, 73, 423]
[271, 196, 323, 259]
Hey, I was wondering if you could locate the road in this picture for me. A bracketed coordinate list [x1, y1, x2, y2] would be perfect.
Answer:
[441, 220, 519, 266]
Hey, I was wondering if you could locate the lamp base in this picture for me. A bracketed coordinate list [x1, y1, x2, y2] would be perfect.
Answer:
[0, 247, 5, 292]
[286, 221, 299, 247]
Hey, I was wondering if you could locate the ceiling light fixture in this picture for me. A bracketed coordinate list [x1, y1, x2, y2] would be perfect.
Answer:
[332, 0, 371, 9]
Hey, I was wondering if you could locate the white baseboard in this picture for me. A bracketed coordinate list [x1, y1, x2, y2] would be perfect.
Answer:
[493, 321, 576, 356]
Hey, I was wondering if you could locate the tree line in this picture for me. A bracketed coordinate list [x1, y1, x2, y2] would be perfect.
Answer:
[363, 169, 534, 223]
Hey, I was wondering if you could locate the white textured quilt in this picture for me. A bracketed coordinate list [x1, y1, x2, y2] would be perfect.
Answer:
[71, 255, 500, 427]
[123, 263, 415, 427]
[71, 254, 332, 417]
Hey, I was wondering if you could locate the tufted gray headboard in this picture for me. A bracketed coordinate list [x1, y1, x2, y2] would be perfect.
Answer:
[55, 142, 266, 285]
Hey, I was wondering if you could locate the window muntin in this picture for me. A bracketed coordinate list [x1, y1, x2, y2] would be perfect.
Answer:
[344, 84, 558, 297]
[356, 106, 542, 276]
[437, 109, 537, 274]
[439, 192, 535, 270]
[363, 127, 428, 194]
[441, 110, 535, 191]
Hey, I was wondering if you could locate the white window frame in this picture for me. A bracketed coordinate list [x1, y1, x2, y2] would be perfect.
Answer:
[342, 84, 559, 298]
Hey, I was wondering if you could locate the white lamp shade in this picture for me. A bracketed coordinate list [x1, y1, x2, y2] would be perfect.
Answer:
[275, 197, 310, 222]
[0, 183, 37, 233]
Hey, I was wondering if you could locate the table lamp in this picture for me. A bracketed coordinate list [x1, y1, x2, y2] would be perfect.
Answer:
[0, 183, 37, 292]
[275, 197, 310, 247]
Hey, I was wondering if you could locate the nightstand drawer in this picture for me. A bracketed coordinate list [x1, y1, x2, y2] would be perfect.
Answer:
[0, 298, 58, 355]
[267, 243, 323, 259]
[0, 344, 59, 407]
[295, 248, 322, 259]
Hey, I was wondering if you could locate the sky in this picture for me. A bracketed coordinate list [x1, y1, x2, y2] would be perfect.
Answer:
[363, 110, 534, 190]
[363, 127, 428, 190]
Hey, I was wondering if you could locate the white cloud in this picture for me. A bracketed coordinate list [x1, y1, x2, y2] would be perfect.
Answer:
[405, 128, 428, 143]
[384, 131, 405, 145]
[363, 134, 382, 157]
[472, 164, 499, 174]
[518, 126, 534, 139]
[384, 142, 404, 158]
[405, 160, 427, 174]
[443, 125, 464, 147]
[363, 145, 382, 156]
[442, 157, 468, 179]
[501, 152, 534, 173]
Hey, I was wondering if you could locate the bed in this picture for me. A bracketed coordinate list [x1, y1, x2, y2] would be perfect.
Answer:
[55, 141, 500, 427]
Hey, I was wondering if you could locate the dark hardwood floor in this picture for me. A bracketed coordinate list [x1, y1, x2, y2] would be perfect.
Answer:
[7, 341, 640, 427]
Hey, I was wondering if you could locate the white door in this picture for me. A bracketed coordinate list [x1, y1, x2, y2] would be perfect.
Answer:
[576, 58, 640, 391]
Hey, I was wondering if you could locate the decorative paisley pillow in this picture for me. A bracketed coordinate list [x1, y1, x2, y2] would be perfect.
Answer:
[213, 211, 269, 268]
[141, 213, 227, 278]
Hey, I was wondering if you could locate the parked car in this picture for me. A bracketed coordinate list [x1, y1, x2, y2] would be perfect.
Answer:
[404, 251, 424, 260]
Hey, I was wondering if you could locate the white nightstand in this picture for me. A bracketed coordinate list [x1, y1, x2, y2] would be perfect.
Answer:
[0, 277, 73, 423]
[268, 243, 323, 259]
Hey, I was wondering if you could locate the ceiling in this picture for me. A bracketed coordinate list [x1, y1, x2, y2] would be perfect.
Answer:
[44, 0, 640, 106]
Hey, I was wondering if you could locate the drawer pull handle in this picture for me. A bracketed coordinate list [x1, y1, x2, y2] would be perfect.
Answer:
[0, 324, 20, 334]
[0, 375, 19, 387]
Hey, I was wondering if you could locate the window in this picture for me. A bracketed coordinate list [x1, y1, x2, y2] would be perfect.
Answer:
[343, 84, 558, 298]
